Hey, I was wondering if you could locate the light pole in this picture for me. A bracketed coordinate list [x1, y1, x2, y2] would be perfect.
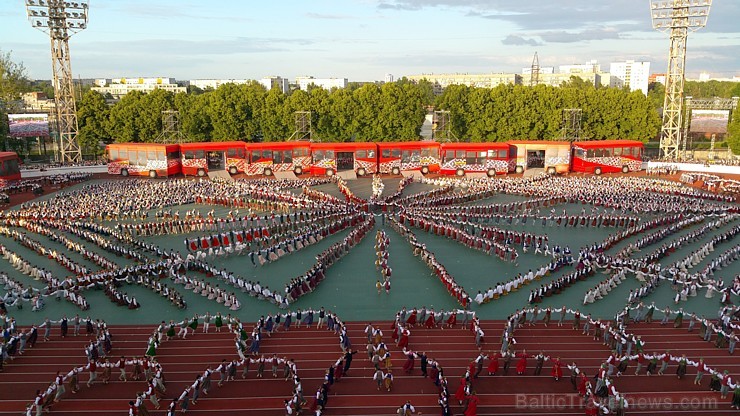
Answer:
[25, 0, 90, 163]
[649, 0, 712, 160]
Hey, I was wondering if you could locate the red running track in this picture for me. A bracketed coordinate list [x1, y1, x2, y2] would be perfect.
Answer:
[1, 320, 739, 415]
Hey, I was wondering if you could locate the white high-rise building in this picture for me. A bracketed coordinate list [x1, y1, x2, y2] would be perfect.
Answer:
[559, 60, 601, 74]
[385, 74, 394, 83]
[296, 76, 348, 91]
[609, 61, 650, 95]
[258, 76, 290, 94]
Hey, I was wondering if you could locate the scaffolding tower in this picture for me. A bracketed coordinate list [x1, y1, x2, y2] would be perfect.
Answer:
[155, 110, 185, 144]
[433, 110, 457, 142]
[682, 96, 739, 158]
[25, 0, 89, 163]
[562, 109, 583, 141]
[288, 111, 312, 141]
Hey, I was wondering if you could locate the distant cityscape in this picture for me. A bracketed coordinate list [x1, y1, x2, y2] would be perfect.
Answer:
[15, 60, 740, 112]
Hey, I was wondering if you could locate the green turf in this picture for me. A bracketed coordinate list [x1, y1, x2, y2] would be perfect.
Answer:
[1, 177, 737, 325]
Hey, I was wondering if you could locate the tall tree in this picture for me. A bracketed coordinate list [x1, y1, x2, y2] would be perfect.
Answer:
[0, 49, 30, 104]
[0, 50, 31, 147]
[728, 106, 740, 155]
[77, 90, 110, 155]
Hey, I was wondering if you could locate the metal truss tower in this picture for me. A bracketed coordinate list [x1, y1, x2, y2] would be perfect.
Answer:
[155, 110, 185, 144]
[530, 52, 540, 87]
[433, 110, 458, 142]
[562, 108, 583, 141]
[288, 111, 312, 141]
[26, 0, 89, 163]
[650, 0, 712, 160]
[682, 96, 739, 158]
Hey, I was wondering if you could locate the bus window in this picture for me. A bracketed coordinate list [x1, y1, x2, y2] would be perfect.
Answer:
[195, 150, 205, 159]
[313, 150, 325, 162]
[156, 150, 166, 161]
[445, 150, 454, 161]
[401, 150, 411, 163]
[283, 150, 292, 164]
[295, 147, 308, 157]
[585, 149, 594, 158]
[251, 150, 261, 163]
[487, 150, 497, 158]
[634, 147, 641, 158]
[382, 149, 391, 158]
[391, 149, 401, 158]
[273, 151, 282, 164]
[411, 149, 420, 161]
[185, 151, 195, 160]
[573, 148, 585, 158]
[368, 148, 376, 158]
[109, 149, 119, 160]
[466, 151, 476, 165]
[456, 150, 465, 159]
[421, 147, 433, 157]
[137, 150, 147, 166]
[498, 149, 508, 158]
[227, 148, 237, 157]
[5, 159, 18, 175]
[326, 150, 335, 159]
[262, 150, 273, 160]
[119, 150, 128, 161]
[623, 147, 632, 156]
[356, 150, 367, 159]
[168, 150, 180, 160]
[147, 150, 157, 161]
[603, 148, 613, 157]
[613, 147, 622, 156]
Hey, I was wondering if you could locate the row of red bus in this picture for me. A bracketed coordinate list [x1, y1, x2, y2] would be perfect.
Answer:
[106, 140, 644, 178]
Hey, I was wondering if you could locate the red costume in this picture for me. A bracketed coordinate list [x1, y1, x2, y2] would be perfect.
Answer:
[487, 355, 499, 375]
[516, 353, 530, 375]
[551, 359, 563, 380]
[464, 394, 479, 416]
[454, 377, 467, 402]
[406, 311, 417, 326]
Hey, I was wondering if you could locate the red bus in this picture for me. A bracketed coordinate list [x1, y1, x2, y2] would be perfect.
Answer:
[244, 142, 311, 176]
[439, 142, 510, 176]
[180, 141, 247, 176]
[571, 140, 644, 174]
[508, 140, 571, 175]
[377, 142, 441, 175]
[0, 152, 21, 182]
[107, 143, 181, 177]
[309, 142, 378, 176]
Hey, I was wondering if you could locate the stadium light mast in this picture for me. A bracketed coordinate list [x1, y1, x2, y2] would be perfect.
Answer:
[650, 0, 712, 160]
[25, 0, 89, 163]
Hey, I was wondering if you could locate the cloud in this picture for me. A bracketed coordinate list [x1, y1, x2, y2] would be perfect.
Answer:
[377, 2, 422, 11]
[305, 12, 357, 20]
[538, 28, 622, 44]
[501, 35, 541, 46]
[375, 0, 739, 35]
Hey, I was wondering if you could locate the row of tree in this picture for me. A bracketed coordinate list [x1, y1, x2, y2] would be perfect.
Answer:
[76, 80, 663, 150]
[76, 81, 432, 152]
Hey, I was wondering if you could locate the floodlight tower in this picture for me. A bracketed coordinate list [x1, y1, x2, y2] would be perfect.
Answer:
[650, 0, 712, 160]
[25, 0, 89, 163]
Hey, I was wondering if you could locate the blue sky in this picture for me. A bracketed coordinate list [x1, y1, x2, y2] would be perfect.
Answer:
[1, 0, 738, 82]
